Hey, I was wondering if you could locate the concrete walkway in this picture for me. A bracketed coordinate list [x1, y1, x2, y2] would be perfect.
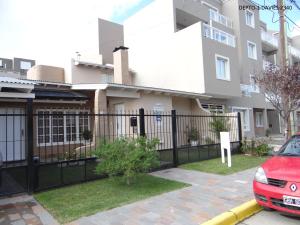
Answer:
[69, 168, 257, 225]
[0, 194, 59, 225]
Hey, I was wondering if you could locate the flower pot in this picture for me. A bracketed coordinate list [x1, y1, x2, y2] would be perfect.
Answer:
[190, 140, 198, 147]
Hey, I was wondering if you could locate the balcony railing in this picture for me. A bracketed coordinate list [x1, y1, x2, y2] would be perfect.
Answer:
[261, 30, 278, 47]
[209, 9, 233, 28]
[240, 84, 259, 96]
[203, 24, 236, 47]
[289, 46, 300, 59]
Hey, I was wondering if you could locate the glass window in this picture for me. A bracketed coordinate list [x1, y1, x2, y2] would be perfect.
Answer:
[247, 41, 257, 60]
[37, 111, 50, 144]
[232, 108, 250, 131]
[0, 60, 2, 68]
[20, 61, 32, 70]
[256, 112, 264, 127]
[52, 111, 64, 143]
[216, 55, 230, 80]
[250, 74, 259, 92]
[245, 10, 255, 28]
[66, 112, 77, 142]
[278, 136, 300, 156]
[37, 110, 90, 145]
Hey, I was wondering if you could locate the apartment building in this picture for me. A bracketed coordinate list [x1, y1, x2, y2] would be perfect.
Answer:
[0, 57, 35, 78]
[98, 0, 299, 138]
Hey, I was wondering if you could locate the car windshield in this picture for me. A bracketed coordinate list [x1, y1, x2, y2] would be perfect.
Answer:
[278, 136, 300, 156]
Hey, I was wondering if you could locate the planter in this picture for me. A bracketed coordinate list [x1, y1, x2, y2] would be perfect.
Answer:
[190, 140, 198, 147]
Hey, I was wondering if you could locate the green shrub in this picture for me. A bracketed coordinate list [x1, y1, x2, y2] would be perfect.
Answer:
[187, 127, 199, 141]
[95, 137, 160, 185]
[82, 130, 93, 141]
[209, 116, 229, 140]
[241, 137, 271, 156]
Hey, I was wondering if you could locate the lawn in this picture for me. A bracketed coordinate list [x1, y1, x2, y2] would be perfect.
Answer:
[34, 174, 189, 224]
[179, 154, 268, 175]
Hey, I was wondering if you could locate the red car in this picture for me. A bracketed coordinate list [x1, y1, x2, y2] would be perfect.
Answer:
[253, 133, 300, 215]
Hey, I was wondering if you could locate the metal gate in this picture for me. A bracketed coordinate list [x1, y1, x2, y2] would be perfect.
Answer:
[0, 109, 28, 196]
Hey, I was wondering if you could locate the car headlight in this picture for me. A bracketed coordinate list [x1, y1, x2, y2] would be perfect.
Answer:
[255, 167, 268, 184]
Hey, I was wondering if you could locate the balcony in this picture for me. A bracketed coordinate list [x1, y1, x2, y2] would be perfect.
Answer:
[261, 30, 278, 52]
[263, 60, 272, 70]
[240, 84, 259, 96]
[203, 24, 236, 47]
[209, 9, 233, 28]
[289, 46, 300, 60]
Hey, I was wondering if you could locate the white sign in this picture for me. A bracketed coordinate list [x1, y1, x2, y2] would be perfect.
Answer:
[220, 132, 231, 167]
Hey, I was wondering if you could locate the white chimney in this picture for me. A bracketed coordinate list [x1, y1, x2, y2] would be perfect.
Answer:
[113, 46, 132, 85]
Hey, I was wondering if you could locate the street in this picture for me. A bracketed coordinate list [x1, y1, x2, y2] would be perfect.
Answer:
[240, 210, 300, 225]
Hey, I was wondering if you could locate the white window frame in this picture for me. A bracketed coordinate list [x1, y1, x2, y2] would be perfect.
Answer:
[255, 111, 264, 127]
[245, 9, 255, 28]
[232, 107, 251, 132]
[247, 41, 257, 60]
[215, 54, 230, 81]
[20, 61, 32, 70]
[36, 109, 90, 146]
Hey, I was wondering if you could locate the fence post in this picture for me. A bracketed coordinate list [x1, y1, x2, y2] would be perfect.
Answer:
[171, 110, 178, 167]
[237, 112, 243, 142]
[139, 108, 145, 137]
[26, 99, 34, 193]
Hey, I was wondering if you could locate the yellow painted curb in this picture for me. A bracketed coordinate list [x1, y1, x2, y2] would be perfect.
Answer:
[201, 199, 262, 225]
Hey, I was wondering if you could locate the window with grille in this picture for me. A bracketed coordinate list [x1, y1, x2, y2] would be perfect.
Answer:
[37, 109, 90, 145]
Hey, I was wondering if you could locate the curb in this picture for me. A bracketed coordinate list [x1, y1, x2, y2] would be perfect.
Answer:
[201, 199, 262, 225]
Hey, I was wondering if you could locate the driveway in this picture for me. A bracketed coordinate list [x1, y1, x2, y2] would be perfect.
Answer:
[69, 167, 257, 225]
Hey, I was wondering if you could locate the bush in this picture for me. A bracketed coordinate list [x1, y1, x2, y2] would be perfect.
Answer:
[82, 130, 93, 141]
[95, 137, 160, 185]
[241, 137, 271, 156]
[209, 116, 229, 140]
[187, 127, 199, 141]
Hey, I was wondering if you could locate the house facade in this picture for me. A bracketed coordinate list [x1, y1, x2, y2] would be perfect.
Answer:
[106, 0, 300, 138]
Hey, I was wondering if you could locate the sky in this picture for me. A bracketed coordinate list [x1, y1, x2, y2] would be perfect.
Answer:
[0, 0, 300, 66]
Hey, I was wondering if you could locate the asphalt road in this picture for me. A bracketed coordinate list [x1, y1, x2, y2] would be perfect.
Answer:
[240, 210, 300, 225]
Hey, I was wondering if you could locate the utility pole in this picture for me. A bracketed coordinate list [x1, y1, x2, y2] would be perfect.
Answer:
[278, 0, 288, 67]
[277, 0, 291, 139]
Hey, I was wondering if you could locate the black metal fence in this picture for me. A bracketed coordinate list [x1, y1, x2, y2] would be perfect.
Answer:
[0, 107, 242, 195]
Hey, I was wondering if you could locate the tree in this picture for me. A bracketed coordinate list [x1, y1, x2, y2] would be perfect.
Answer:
[95, 137, 159, 185]
[255, 65, 300, 140]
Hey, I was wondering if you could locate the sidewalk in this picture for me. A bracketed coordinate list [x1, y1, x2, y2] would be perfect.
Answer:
[0, 194, 58, 225]
[69, 167, 257, 225]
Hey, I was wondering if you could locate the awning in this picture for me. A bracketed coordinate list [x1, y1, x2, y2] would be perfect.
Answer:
[33, 89, 89, 100]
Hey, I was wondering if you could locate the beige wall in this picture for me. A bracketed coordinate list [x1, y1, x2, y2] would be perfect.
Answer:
[98, 19, 124, 64]
[27, 65, 65, 83]
[66, 59, 113, 84]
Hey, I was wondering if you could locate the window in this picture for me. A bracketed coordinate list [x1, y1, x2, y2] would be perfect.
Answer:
[247, 41, 257, 60]
[202, 104, 224, 114]
[37, 109, 90, 145]
[250, 74, 259, 93]
[0, 60, 2, 68]
[256, 111, 264, 127]
[20, 61, 32, 70]
[245, 10, 255, 28]
[232, 107, 250, 131]
[215, 55, 230, 80]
